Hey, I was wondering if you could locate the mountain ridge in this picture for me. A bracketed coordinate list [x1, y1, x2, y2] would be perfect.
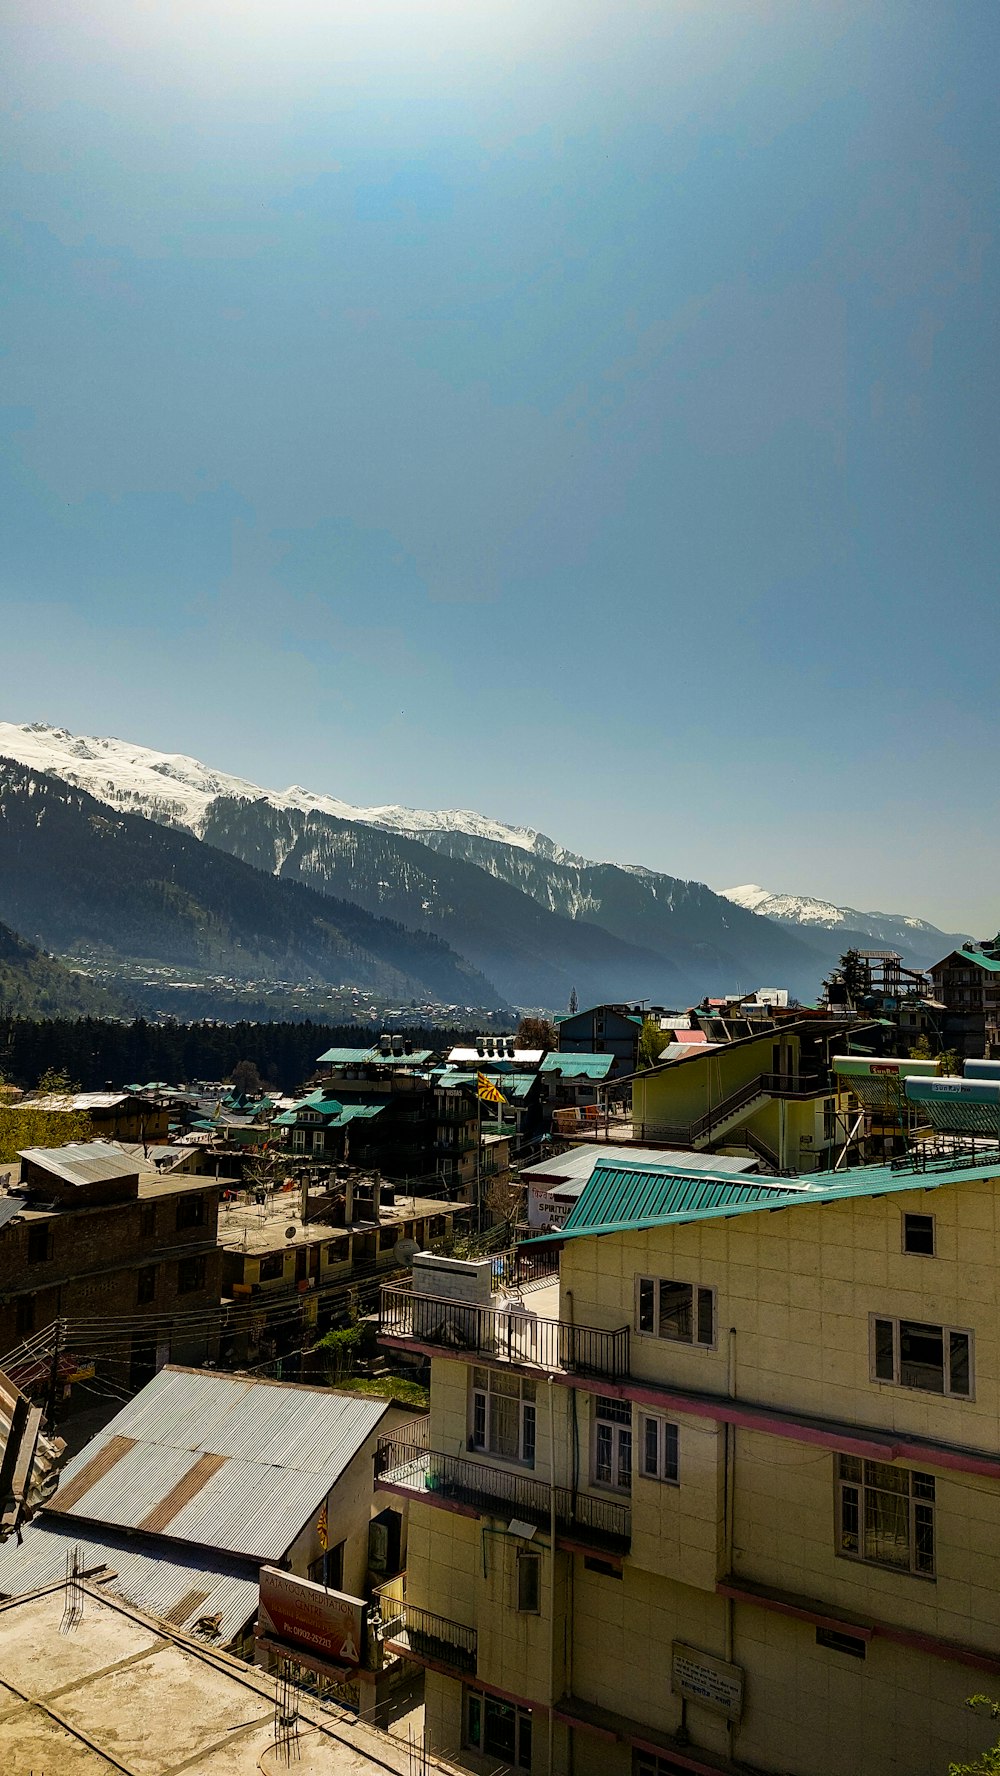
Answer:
[0, 758, 509, 1012]
[720, 883, 969, 971]
[0, 722, 964, 1004]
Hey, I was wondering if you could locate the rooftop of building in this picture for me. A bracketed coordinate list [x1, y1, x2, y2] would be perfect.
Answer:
[535, 1151, 1000, 1244]
[218, 1186, 463, 1255]
[521, 1144, 758, 1188]
[0, 1581, 460, 1775]
[44, 1366, 397, 1563]
[538, 1052, 616, 1078]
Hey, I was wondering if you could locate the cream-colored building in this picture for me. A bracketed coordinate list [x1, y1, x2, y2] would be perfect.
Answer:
[374, 1153, 1000, 1776]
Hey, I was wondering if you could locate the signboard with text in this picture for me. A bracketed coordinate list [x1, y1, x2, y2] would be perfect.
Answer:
[258, 1566, 366, 1669]
[671, 1642, 744, 1721]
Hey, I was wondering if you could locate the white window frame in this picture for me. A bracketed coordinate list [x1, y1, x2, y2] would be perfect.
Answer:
[635, 1276, 716, 1348]
[591, 1395, 632, 1493]
[836, 1453, 935, 1578]
[469, 1368, 537, 1468]
[870, 1314, 973, 1399]
[639, 1413, 679, 1484]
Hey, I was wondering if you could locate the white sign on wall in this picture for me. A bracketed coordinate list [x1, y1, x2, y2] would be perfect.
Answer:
[671, 1642, 744, 1721]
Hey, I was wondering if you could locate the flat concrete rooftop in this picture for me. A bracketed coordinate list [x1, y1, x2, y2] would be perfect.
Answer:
[0, 1580, 456, 1776]
[219, 1191, 466, 1255]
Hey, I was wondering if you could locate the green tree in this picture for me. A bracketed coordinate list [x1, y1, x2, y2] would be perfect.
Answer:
[948, 1696, 1000, 1774]
[938, 1049, 961, 1076]
[35, 1067, 80, 1095]
[909, 1034, 934, 1060]
[638, 1016, 668, 1070]
[0, 1105, 94, 1165]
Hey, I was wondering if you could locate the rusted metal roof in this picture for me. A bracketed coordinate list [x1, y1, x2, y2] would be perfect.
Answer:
[45, 1367, 392, 1562]
[0, 1519, 260, 1643]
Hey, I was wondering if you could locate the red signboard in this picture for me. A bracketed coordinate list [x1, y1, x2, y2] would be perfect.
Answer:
[258, 1566, 366, 1668]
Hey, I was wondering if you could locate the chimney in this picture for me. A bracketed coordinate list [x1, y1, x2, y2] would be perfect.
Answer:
[300, 1173, 310, 1226]
[372, 1171, 381, 1219]
[345, 1173, 354, 1223]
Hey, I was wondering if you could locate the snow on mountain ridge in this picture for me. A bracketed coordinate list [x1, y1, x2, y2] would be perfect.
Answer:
[721, 883, 944, 938]
[0, 722, 580, 861]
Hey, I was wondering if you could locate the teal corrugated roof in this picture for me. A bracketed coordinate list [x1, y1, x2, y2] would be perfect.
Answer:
[952, 950, 1000, 974]
[539, 1053, 615, 1079]
[316, 1047, 377, 1064]
[548, 1162, 803, 1241]
[335, 1103, 385, 1124]
[537, 1155, 1000, 1244]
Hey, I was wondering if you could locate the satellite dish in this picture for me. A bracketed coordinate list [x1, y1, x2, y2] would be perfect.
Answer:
[285, 1225, 297, 1241]
[394, 1237, 418, 1266]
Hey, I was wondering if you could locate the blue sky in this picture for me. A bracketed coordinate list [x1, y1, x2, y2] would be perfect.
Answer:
[2, 1, 997, 928]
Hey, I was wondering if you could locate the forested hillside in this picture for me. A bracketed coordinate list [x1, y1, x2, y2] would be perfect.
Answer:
[0, 921, 129, 1019]
[0, 760, 507, 1010]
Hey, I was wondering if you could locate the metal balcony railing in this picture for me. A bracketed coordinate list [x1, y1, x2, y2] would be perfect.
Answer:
[375, 1434, 631, 1553]
[379, 1598, 477, 1676]
[380, 1284, 629, 1380]
[758, 1072, 827, 1099]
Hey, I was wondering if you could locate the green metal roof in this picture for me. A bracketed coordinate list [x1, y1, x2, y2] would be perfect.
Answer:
[539, 1053, 615, 1079]
[542, 1162, 805, 1241]
[316, 1047, 378, 1065]
[536, 1154, 1000, 1244]
[952, 950, 1000, 974]
[335, 1103, 385, 1124]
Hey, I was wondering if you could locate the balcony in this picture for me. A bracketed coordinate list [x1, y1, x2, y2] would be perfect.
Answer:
[380, 1282, 630, 1382]
[758, 1072, 827, 1099]
[375, 1430, 631, 1555]
[378, 1597, 477, 1677]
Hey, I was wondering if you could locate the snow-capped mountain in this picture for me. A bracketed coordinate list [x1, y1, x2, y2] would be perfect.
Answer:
[0, 721, 965, 1004]
[0, 722, 582, 863]
[721, 884, 968, 966]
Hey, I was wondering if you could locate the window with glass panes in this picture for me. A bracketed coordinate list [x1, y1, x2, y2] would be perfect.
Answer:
[640, 1414, 679, 1483]
[636, 1277, 715, 1346]
[593, 1396, 632, 1490]
[465, 1690, 532, 1770]
[871, 1315, 972, 1397]
[836, 1455, 935, 1576]
[470, 1368, 536, 1466]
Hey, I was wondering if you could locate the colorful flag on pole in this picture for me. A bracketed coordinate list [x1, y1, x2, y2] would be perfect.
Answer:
[476, 1072, 507, 1104]
[317, 1502, 328, 1549]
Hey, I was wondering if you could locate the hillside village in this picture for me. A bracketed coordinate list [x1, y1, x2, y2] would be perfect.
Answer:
[0, 943, 999, 1773]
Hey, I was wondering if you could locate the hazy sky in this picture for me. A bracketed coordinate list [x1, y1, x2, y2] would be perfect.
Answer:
[2, 2, 997, 928]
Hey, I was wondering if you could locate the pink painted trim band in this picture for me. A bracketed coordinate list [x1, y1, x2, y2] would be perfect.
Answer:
[381, 1337, 1000, 1480]
[720, 1580, 1000, 1675]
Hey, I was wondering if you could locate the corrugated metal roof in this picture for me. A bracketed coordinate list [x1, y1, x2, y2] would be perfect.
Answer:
[0, 1519, 259, 1644]
[17, 1141, 140, 1187]
[0, 1197, 26, 1231]
[315, 1047, 377, 1064]
[539, 1054, 616, 1078]
[521, 1147, 756, 1188]
[46, 1368, 392, 1561]
[538, 1155, 1000, 1243]
[548, 1162, 804, 1240]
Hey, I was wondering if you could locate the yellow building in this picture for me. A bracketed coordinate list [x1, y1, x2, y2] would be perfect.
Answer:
[374, 1153, 1000, 1776]
[630, 1026, 843, 1172]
